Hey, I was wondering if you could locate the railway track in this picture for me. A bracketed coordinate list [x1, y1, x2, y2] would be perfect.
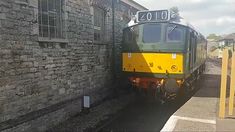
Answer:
[48, 59, 220, 131]
[94, 59, 220, 131]
[95, 85, 200, 131]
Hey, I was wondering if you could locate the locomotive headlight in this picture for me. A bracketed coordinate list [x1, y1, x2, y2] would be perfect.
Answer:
[176, 79, 184, 87]
[171, 65, 178, 72]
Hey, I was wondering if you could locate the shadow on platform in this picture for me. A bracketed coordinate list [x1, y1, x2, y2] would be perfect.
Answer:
[193, 74, 221, 98]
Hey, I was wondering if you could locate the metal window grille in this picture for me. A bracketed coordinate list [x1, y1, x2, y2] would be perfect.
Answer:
[94, 6, 105, 42]
[38, 0, 64, 39]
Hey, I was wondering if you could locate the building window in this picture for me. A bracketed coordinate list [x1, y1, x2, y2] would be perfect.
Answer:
[38, 0, 64, 39]
[93, 6, 105, 42]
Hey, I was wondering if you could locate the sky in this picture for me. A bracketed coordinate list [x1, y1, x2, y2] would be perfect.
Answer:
[134, 0, 235, 36]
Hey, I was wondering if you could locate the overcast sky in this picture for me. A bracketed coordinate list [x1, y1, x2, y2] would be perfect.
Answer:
[134, 0, 235, 36]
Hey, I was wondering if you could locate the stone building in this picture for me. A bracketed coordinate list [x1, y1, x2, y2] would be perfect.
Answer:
[0, 0, 146, 131]
[217, 34, 234, 47]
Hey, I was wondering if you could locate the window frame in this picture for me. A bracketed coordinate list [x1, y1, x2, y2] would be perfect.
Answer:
[166, 24, 184, 43]
[142, 23, 162, 43]
[92, 6, 106, 44]
[38, 0, 66, 42]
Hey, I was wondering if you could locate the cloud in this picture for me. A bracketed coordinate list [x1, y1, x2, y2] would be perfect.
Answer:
[221, 26, 235, 34]
[216, 16, 235, 26]
[173, 0, 203, 3]
[225, 0, 235, 4]
[134, 0, 235, 36]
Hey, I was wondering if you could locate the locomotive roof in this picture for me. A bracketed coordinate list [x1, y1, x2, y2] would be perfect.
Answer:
[127, 9, 205, 38]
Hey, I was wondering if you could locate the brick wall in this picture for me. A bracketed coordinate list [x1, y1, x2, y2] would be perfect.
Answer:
[0, 0, 144, 131]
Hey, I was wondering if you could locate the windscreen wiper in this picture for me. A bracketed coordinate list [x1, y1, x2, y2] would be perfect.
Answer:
[168, 25, 177, 34]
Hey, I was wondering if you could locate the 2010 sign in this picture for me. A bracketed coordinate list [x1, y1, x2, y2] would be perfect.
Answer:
[137, 10, 170, 22]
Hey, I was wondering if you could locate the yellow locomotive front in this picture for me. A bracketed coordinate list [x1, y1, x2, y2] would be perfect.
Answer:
[122, 9, 207, 99]
[123, 52, 185, 98]
[123, 53, 184, 74]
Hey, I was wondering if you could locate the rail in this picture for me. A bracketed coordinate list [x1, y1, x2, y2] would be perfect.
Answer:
[219, 49, 235, 118]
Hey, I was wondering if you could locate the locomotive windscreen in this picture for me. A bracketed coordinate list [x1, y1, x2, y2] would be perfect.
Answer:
[123, 23, 187, 52]
[143, 24, 161, 43]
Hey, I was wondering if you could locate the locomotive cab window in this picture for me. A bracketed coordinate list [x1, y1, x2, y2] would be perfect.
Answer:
[143, 24, 161, 43]
[166, 24, 183, 42]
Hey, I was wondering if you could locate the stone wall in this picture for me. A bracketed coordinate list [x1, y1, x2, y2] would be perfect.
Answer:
[0, 0, 144, 131]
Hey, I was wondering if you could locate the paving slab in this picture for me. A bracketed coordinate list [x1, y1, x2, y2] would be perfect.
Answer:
[217, 118, 235, 131]
[161, 75, 219, 131]
[216, 99, 235, 131]
[161, 60, 221, 131]
[174, 120, 215, 131]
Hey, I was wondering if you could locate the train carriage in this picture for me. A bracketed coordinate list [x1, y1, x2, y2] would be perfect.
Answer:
[122, 9, 207, 99]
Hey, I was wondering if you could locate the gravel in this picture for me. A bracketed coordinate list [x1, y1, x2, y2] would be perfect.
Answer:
[47, 90, 135, 132]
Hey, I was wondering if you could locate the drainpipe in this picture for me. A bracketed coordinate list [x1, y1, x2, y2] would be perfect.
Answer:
[112, 0, 116, 81]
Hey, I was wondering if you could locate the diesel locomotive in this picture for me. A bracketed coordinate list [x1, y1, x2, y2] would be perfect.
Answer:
[122, 9, 207, 99]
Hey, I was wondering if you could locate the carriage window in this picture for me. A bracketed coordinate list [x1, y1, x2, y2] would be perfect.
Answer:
[143, 24, 161, 43]
[167, 25, 183, 42]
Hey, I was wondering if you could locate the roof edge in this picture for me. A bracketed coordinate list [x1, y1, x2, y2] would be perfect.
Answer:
[121, 0, 148, 10]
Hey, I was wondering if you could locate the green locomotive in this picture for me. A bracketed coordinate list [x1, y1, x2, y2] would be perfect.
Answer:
[122, 9, 207, 99]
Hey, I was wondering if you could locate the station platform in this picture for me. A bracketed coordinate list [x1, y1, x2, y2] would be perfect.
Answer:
[161, 60, 235, 131]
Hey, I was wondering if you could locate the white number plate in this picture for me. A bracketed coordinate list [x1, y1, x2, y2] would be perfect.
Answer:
[137, 10, 169, 22]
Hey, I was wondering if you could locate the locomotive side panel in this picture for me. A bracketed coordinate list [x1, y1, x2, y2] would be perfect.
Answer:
[186, 29, 207, 74]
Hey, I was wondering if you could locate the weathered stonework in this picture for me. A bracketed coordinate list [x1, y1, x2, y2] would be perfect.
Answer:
[0, 0, 146, 131]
